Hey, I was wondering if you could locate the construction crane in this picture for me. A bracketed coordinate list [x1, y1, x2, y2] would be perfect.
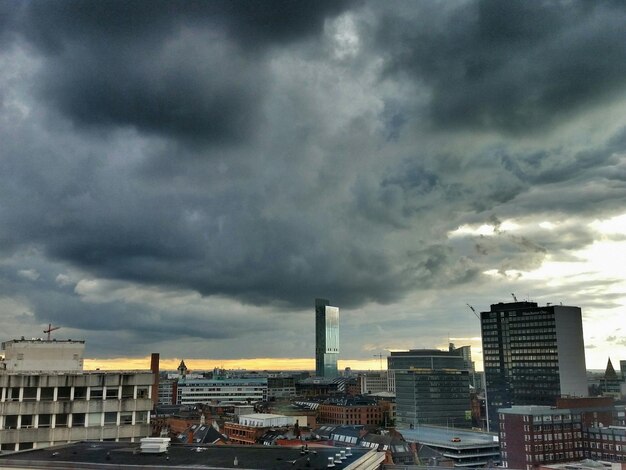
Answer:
[43, 324, 60, 341]
[466, 304, 480, 320]
[372, 353, 385, 371]
[511, 293, 518, 302]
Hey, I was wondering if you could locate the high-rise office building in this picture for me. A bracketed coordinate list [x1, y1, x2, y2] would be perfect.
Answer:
[395, 368, 470, 428]
[388, 346, 472, 428]
[315, 298, 339, 378]
[480, 301, 588, 431]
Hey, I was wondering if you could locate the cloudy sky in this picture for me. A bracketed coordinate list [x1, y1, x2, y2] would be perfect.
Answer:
[1, 0, 625, 371]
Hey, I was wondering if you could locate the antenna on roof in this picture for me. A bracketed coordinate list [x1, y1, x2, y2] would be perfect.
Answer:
[43, 324, 60, 341]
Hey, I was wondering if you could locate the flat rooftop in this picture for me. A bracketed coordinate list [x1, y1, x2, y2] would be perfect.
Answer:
[399, 425, 499, 449]
[0, 369, 152, 376]
[0, 441, 373, 469]
[499, 405, 578, 416]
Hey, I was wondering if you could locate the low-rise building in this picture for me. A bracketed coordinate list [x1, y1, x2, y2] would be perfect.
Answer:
[223, 413, 302, 445]
[0, 440, 386, 469]
[176, 377, 267, 405]
[0, 338, 153, 452]
[498, 406, 585, 470]
[267, 376, 296, 400]
[357, 371, 393, 395]
[583, 425, 626, 462]
[400, 424, 501, 468]
[318, 396, 384, 426]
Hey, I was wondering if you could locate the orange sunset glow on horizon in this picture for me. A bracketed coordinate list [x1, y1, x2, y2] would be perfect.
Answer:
[83, 357, 387, 372]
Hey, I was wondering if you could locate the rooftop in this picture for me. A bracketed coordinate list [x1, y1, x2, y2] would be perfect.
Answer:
[0, 441, 377, 469]
[0, 369, 152, 376]
[541, 459, 626, 470]
[399, 425, 499, 449]
[500, 405, 578, 416]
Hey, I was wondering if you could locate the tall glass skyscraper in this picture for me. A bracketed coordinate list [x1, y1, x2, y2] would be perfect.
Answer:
[315, 298, 339, 378]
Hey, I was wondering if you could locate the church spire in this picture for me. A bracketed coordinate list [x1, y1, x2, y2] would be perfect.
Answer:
[605, 358, 617, 380]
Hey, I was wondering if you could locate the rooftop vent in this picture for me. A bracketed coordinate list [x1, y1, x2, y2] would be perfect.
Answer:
[140, 437, 170, 454]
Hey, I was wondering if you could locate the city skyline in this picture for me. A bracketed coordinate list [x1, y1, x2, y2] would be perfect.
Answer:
[1, 2, 626, 370]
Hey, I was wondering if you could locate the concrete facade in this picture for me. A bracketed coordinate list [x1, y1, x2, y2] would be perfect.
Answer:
[0, 370, 154, 452]
[0, 339, 153, 452]
[357, 371, 392, 395]
[1, 339, 85, 372]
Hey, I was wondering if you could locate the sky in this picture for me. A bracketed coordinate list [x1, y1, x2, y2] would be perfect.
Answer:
[1, 0, 626, 372]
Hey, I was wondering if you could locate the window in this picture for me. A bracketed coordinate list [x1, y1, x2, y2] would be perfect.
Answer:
[72, 413, 86, 426]
[56, 414, 68, 427]
[38, 414, 52, 428]
[87, 412, 102, 426]
[4, 415, 18, 429]
[104, 412, 117, 425]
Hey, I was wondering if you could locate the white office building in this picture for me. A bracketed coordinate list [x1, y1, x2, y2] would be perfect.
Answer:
[0, 339, 153, 452]
[176, 378, 267, 405]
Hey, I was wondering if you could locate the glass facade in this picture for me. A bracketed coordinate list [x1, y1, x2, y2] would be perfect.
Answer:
[388, 351, 466, 370]
[481, 302, 576, 431]
[315, 298, 339, 378]
[395, 369, 470, 427]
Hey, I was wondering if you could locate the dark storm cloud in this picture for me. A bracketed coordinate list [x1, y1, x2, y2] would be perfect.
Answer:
[499, 127, 626, 187]
[0, 260, 269, 344]
[377, 0, 626, 134]
[1, 0, 626, 364]
[6, 0, 351, 145]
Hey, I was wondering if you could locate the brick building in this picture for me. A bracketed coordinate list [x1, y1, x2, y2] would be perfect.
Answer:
[498, 406, 584, 469]
[583, 425, 626, 461]
[318, 396, 383, 426]
[223, 413, 300, 445]
[498, 398, 625, 470]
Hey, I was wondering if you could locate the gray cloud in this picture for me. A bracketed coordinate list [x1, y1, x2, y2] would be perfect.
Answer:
[0, 1, 625, 363]
[6, 1, 351, 146]
[376, 0, 626, 134]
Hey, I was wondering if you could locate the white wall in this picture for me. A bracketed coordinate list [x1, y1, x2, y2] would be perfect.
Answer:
[2, 341, 85, 372]
[554, 306, 588, 397]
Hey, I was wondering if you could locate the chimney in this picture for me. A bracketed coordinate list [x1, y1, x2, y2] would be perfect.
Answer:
[150, 353, 160, 409]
